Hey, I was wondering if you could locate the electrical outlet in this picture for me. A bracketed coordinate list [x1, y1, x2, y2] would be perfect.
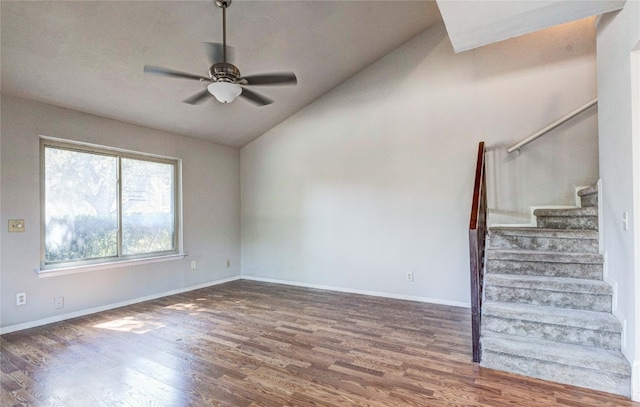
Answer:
[406, 272, 414, 282]
[16, 292, 26, 306]
[8, 219, 25, 232]
[54, 296, 64, 309]
[190, 260, 197, 270]
[226, 260, 230, 268]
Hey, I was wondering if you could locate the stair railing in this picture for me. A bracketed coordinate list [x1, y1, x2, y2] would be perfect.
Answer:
[507, 98, 598, 153]
[469, 141, 487, 363]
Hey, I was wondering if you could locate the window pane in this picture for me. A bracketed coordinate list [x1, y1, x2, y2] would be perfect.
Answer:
[121, 158, 175, 255]
[45, 147, 118, 262]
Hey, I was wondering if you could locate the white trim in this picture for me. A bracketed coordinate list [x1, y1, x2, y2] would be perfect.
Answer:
[598, 179, 604, 255]
[36, 253, 187, 278]
[630, 44, 640, 402]
[242, 275, 471, 308]
[39, 136, 184, 272]
[39, 135, 179, 161]
[491, 184, 593, 229]
[491, 205, 576, 228]
[1, 275, 471, 335]
[0, 276, 241, 335]
[633, 359, 640, 401]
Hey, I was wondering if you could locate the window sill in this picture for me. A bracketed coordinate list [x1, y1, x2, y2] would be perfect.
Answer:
[36, 253, 187, 278]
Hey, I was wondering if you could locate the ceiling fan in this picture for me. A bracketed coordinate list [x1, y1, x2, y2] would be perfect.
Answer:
[144, 0, 297, 106]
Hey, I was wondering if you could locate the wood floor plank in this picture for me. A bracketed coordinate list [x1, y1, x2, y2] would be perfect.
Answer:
[2, 280, 639, 406]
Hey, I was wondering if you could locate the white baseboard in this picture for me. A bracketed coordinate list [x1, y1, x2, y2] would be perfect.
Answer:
[491, 205, 576, 228]
[633, 359, 640, 402]
[491, 184, 592, 229]
[1, 275, 470, 335]
[0, 276, 241, 335]
[242, 275, 471, 308]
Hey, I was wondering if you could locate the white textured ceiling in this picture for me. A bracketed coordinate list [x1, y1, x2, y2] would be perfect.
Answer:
[1, 0, 441, 148]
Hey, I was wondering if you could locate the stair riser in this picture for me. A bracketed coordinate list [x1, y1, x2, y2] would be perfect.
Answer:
[581, 193, 598, 208]
[489, 234, 598, 253]
[486, 260, 602, 280]
[480, 351, 629, 397]
[480, 188, 631, 396]
[482, 315, 620, 350]
[536, 216, 598, 230]
[484, 286, 612, 312]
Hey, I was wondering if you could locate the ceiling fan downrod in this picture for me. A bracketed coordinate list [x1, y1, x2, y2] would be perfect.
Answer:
[215, 0, 231, 63]
[209, 0, 241, 85]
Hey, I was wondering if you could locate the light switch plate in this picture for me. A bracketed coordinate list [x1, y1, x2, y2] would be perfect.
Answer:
[8, 219, 25, 232]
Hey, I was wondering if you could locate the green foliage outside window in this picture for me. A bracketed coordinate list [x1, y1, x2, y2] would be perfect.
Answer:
[43, 141, 178, 266]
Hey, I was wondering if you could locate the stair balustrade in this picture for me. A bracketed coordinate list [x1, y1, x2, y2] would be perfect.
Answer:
[468, 141, 487, 363]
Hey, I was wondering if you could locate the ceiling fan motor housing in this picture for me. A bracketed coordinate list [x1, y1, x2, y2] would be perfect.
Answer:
[209, 62, 246, 84]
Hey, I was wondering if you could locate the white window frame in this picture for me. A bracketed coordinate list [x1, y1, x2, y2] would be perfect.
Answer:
[39, 137, 184, 276]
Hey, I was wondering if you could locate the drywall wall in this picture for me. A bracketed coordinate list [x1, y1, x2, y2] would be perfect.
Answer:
[241, 19, 598, 306]
[438, 0, 624, 52]
[596, 1, 640, 400]
[0, 94, 241, 331]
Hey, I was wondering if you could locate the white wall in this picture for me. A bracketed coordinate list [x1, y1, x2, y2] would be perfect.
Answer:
[0, 94, 241, 331]
[241, 19, 598, 305]
[596, 1, 640, 400]
[438, 0, 625, 52]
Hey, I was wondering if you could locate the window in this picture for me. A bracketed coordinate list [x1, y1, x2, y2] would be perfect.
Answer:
[41, 138, 180, 270]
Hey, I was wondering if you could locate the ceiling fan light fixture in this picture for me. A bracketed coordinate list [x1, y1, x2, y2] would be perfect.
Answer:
[144, 0, 296, 107]
[207, 81, 242, 103]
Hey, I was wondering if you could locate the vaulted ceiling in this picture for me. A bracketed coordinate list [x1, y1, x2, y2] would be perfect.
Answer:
[1, 1, 624, 148]
[1, 1, 441, 147]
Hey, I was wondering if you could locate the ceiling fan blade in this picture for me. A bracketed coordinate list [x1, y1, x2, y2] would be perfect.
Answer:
[239, 87, 273, 106]
[203, 42, 235, 64]
[143, 65, 208, 81]
[183, 88, 212, 105]
[242, 72, 297, 86]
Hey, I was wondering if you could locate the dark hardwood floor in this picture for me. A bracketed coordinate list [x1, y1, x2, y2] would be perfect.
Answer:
[2, 280, 639, 406]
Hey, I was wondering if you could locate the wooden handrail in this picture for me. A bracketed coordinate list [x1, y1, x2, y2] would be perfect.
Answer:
[469, 141, 487, 363]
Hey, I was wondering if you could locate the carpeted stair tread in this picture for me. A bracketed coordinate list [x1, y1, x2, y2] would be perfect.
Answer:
[480, 185, 630, 396]
[578, 186, 598, 208]
[485, 249, 603, 280]
[534, 206, 598, 230]
[481, 331, 630, 376]
[482, 301, 621, 332]
[533, 206, 597, 217]
[489, 227, 598, 238]
[486, 249, 603, 264]
[484, 274, 612, 294]
[489, 227, 599, 253]
[578, 185, 598, 197]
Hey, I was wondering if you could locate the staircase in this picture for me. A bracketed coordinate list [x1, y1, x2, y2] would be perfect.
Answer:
[480, 185, 632, 397]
